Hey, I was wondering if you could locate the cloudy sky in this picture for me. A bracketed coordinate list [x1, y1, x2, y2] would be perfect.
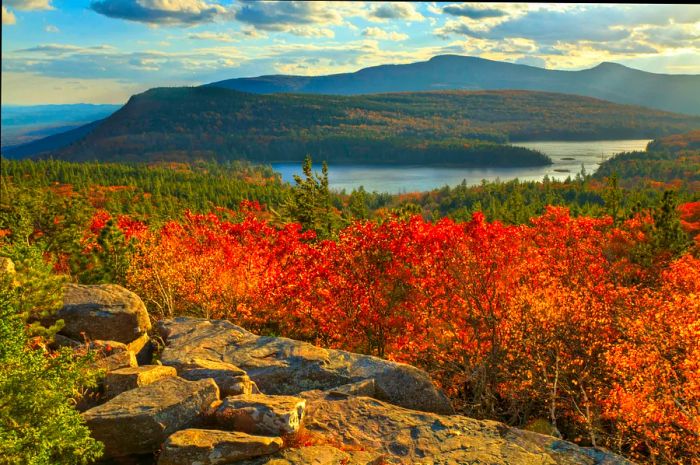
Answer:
[2, 1, 699, 104]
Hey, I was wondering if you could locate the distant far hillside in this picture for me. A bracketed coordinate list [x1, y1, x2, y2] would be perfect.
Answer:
[1, 103, 120, 147]
[208, 55, 700, 116]
[595, 130, 700, 190]
[9, 87, 700, 166]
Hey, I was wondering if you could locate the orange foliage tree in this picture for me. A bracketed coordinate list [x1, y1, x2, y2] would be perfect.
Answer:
[89, 203, 699, 465]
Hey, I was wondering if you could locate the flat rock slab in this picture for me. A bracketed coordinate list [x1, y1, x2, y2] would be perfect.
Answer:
[105, 365, 177, 397]
[298, 392, 634, 465]
[240, 445, 384, 465]
[82, 377, 219, 457]
[177, 357, 258, 397]
[158, 429, 283, 465]
[158, 317, 453, 414]
[95, 350, 137, 372]
[59, 284, 151, 343]
[215, 394, 305, 436]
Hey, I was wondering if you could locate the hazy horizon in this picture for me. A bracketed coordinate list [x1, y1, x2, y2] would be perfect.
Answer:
[2, 2, 699, 105]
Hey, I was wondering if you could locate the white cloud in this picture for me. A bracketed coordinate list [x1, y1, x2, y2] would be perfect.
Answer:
[288, 26, 334, 38]
[188, 31, 236, 42]
[368, 2, 424, 22]
[45, 24, 59, 32]
[4, 0, 53, 10]
[362, 27, 408, 41]
[90, 0, 229, 26]
[2, 6, 17, 24]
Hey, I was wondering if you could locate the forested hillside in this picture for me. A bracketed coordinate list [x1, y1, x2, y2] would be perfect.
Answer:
[595, 130, 700, 189]
[13, 87, 699, 164]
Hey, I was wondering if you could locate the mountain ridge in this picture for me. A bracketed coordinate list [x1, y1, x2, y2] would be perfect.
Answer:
[207, 54, 700, 116]
[7, 86, 699, 164]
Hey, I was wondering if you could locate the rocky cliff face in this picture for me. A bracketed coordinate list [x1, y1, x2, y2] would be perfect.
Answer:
[59, 284, 633, 465]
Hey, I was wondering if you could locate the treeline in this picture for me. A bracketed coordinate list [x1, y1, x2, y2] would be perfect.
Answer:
[35, 87, 700, 164]
[1, 159, 289, 220]
[595, 130, 700, 189]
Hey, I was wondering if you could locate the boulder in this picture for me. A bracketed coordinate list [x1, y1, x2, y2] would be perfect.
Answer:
[214, 394, 305, 436]
[295, 391, 634, 465]
[158, 318, 453, 414]
[58, 284, 151, 343]
[104, 365, 177, 397]
[158, 429, 283, 465]
[82, 377, 219, 457]
[176, 358, 259, 397]
[95, 350, 137, 372]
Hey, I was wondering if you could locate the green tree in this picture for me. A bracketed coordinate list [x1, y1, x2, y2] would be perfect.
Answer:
[0, 263, 103, 465]
[282, 155, 337, 239]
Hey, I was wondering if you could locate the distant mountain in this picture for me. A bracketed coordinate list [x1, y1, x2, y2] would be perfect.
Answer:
[1, 104, 120, 147]
[2, 120, 104, 159]
[208, 55, 700, 116]
[11, 87, 699, 165]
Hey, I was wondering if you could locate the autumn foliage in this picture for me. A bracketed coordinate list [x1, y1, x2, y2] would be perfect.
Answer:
[63, 202, 692, 464]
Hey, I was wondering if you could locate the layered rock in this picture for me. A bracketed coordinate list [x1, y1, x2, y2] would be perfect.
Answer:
[82, 377, 219, 457]
[158, 429, 282, 465]
[58, 283, 151, 343]
[214, 394, 305, 436]
[288, 391, 634, 465]
[242, 445, 384, 465]
[178, 358, 259, 397]
[95, 349, 137, 372]
[104, 365, 177, 398]
[158, 318, 454, 415]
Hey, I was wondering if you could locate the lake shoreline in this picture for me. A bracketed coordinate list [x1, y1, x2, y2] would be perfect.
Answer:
[272, 139, 652, 194]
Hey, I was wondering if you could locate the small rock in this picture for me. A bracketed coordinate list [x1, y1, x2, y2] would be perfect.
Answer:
[158, 429, 283, 465]
[127, 333, 154, 365]
[58, 283, 151, 343]
[104, 365, 177, 397]
[328, 379, 376, 398]
[95, 350, 137, 372]
[177, 358, 259, 397]
[83, 377, 219, 457]
[215, 394, 305, 436]
[90, 339, 128, 355]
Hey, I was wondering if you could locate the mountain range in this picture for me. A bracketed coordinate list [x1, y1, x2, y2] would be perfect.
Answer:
[6, 87, 699, 165]
[2, 55, 699, 162]
[209, 55, 700, 116]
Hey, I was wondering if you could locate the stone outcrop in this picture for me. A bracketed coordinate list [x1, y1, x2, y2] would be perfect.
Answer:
[82, 377, 219, 457]
[158, 429, 283, 465]
[158, 317, 454, 415]
[288, 391, 634, 465]
[104, 365, 177, 398]
[72, 308, 634, 465]
[242, 445, 384, 465]
[58, 283, 151, 343]
[214, 394, 305, 436]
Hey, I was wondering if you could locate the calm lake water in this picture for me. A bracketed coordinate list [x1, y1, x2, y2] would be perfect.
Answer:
[272, 139, 651, 194]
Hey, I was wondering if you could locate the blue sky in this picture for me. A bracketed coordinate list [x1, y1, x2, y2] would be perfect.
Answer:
[2, 1, 699, 104]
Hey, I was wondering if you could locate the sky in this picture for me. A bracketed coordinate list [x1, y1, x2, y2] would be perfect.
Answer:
[2, 1, 699, 105]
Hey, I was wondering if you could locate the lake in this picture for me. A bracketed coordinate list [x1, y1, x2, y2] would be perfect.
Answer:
[272, 139, 651, 194]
